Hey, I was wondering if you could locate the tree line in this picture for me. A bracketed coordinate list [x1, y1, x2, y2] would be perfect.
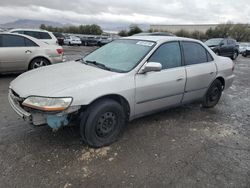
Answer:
[40, 24, 103, 35]
[120, 23, 250, 42]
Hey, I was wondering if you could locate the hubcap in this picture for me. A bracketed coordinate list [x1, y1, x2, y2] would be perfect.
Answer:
[96, 112, 116, 138]
[209, 87, 219, 102]
[33, 60, 47, 69]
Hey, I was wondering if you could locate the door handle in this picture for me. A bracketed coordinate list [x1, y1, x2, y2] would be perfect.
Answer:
[25, 50, 32, 54]
[176, 77, 184, 82]
[209, 72, 214, 75]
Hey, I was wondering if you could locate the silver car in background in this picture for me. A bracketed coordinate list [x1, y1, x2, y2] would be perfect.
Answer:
[8, 36, 235, 148]
[0, 33, 64, 73]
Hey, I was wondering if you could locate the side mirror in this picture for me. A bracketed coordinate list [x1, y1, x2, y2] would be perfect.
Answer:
[139, 62, 162, 74]
[220, 42, 225, 46]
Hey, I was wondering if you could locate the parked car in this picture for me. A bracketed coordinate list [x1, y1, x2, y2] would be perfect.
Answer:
[80, 36, 99, 46]
[64, 35, 82, 46]
[238, 43, 248, 54]
[53, 32, 65, 46]
[9, 29, 58, 45]
[97, 37, 113, 46]
[134, 32, 175, 36]
[8, 36, 235, 148]
[0, 33, 63, 73]
[205, 38, 239, 60]
[242, 43, 250, 57]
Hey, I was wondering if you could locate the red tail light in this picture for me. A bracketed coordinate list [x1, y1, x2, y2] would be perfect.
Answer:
[56, 48, 64, 54]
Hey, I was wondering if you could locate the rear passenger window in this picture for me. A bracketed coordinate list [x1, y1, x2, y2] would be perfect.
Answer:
[148, 42, 182, 69]
[39, 32, 52, 39]
[182, 42, 208, 65]
[2, 35, 26, 47]
[25, 38, 38, 47]
[24, 31, 41, 39]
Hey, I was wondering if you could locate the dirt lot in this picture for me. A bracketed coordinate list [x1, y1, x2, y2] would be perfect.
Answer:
[0, 46, 250, 188]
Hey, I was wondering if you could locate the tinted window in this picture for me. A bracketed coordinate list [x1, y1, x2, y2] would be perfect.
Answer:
[222, 39, 228, 45]
[2, 35, 26, 47]
[207, 51, 213, 62]
[12, 31, 24, 34]
[183, 42, 208, 65]
[24, 31, 41, 39]
[148, 42, 182, 69]
[39, 32, 52, 39]
[25, 38, 38, 47]
[0, 36, 2, 47]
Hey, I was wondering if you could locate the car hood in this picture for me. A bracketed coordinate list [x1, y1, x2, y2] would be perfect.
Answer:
[10, 61, 120, 98]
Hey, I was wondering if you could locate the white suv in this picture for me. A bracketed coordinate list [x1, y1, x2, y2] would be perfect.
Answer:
[9, 29, 58, 45]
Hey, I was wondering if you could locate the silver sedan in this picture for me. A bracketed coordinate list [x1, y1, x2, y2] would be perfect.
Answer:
[9, 36, 235, 148]
[0, 33, 64, 73]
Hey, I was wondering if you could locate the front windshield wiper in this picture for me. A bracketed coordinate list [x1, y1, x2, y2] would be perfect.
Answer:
[84, 60, 112, 71]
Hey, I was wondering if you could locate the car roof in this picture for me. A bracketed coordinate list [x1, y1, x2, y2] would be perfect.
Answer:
[9, 28, 51, 33]
[124, 35, 200, 43]
[0, 32, 48, 46]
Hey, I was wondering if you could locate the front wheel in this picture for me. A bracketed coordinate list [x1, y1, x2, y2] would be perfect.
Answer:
[80, 99, 126, 148]
[231, 51, 238, 60]
[202, 80, 223, 108]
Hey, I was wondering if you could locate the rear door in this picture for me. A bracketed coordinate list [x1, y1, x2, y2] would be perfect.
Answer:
[135, 41, 186, 115]
[181, 41, 217, 102]
[0, 34, 37, 72]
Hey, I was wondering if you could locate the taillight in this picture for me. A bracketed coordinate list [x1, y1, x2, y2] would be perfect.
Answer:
[56, 48, 63, 54]
[232, 62, 235, 71]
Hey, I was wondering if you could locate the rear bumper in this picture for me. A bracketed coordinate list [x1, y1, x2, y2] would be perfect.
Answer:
[49, 55, 64, 64]
[224, 74, 235, 90]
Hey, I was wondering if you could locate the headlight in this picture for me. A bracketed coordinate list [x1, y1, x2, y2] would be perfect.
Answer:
[22, 96, 72, 111]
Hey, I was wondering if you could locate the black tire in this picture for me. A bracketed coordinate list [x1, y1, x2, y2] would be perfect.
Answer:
[231, 51, 238, 60]
[202, 79, 223, 108]
[80, 99, 126, 148]
[242, 52, 247, 57]
[29, 57, 49, 70]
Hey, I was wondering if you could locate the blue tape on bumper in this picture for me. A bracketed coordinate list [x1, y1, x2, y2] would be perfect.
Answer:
[46, 115, 69, 130]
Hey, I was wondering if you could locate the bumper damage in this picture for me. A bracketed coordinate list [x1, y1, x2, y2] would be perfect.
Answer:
[8, 90, 80, 130]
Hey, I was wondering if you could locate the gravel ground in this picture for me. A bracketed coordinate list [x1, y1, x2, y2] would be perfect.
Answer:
[0, 46, 249, 188]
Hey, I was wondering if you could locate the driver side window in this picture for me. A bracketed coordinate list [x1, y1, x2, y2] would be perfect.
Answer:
[148, 42, 182, 69]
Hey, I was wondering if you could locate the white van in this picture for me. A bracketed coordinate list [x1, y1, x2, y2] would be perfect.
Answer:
[9, 29, 58, 45]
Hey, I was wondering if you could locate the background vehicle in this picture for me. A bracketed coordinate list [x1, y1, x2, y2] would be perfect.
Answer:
[53, 32, 65, 46]
[97, 37, 113, 46]
[242, 44, 250, 57]
[0, 33, 63, 73]
[64, 35, 82, 46]
[9, 29, 58, 45]
[80, 36, 99, 46]
[134, 32, 175, 36]
[238, 42, 248, 54]
[205, 38, 239, 60]
[9, 36, 234, 148]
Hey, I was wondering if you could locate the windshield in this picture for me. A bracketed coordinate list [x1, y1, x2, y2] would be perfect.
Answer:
[205, 38, 223, 46]
[83, 39, 155, 72]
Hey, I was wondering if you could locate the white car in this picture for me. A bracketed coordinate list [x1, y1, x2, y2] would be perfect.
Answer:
[8, 36, 235, 148]
[0, 33, 64, 73]
[64, 36, 82, 46]
[9, 29, 58, 45]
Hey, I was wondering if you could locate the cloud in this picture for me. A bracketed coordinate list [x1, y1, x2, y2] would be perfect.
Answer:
[0, 0, 249, 25]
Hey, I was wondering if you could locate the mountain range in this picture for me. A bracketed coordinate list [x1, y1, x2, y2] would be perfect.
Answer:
[0, 19, 149, 32]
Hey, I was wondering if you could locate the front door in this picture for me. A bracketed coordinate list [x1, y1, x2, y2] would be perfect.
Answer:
[135, 41, 186, 115]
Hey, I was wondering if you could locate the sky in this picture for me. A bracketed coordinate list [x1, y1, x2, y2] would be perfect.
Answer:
[0, 0, 249, 25]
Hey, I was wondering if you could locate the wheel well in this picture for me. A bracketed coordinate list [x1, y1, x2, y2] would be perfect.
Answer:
[216, 77, 225, 89]
[82, 94, 131, 121]
[28, 56, 51, 70]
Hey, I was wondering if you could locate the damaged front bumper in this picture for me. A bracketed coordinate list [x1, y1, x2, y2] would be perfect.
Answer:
[8, 90, 80, 130]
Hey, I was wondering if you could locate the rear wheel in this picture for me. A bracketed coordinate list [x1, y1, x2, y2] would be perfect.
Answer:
[29, 58, 49, 70]
[202, 79, 223, 108]
[80, 99, 126, 148]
